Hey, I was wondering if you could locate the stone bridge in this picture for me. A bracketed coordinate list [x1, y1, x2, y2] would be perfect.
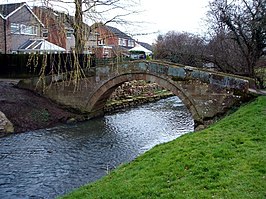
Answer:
[18, 60, 255, 126]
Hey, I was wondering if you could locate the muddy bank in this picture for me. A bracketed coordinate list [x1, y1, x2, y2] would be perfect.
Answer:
[0, 80, 80, 136]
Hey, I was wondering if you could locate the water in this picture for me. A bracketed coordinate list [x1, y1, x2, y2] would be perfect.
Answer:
[0, 96, 194, 199]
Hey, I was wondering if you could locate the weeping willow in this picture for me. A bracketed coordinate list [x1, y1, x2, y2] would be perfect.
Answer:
[22, 0, 139, 92]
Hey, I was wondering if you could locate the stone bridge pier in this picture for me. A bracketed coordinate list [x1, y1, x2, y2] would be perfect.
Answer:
[18, 60, 255, 127]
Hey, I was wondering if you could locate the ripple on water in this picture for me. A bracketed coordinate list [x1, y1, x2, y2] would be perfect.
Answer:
[0, 96, 194, 199]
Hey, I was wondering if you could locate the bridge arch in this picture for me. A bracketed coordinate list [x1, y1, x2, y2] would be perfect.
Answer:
[85, 73, 202, 123]
[18, 60, 253, 127]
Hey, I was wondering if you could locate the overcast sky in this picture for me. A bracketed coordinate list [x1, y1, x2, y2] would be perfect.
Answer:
[0, 0, 210, 44]
[127, 0, 210, 44]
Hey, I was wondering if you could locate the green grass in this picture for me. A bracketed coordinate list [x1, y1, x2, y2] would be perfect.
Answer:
[61, 96, 266, 199]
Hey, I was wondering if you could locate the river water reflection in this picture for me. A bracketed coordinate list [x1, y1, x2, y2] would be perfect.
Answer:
[0, 96, 194, 199]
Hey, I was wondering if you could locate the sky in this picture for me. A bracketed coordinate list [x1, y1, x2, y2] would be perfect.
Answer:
[125, 0, 210, 44]
[0, 0, 210, 44]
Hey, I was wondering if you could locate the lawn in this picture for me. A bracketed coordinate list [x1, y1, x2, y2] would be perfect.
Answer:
[61, 96, 266, 199]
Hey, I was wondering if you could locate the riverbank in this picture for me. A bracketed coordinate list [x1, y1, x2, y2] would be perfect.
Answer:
[62, 96, 266, 198]
[0, 79, 81, 136]
[0, 79, 173, 136]
[104, 90, 174, 112]
[104, 80, 174, 112]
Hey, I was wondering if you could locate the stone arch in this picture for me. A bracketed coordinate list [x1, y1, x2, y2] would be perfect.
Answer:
[86, 73, 202, 123]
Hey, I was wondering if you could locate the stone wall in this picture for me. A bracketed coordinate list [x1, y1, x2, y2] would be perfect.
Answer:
[105, 80, 173, 112]
[108, 80, 163, 100]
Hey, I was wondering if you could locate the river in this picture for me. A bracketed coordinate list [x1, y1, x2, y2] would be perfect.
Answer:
[0, 96, 194, 199]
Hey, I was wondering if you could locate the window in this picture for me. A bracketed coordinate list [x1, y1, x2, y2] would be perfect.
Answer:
[118, 38, 123, 46]
[123, 39, 127, 46]
[10, 23, 20, 34]
[66, 29, 74, 38]
[42, 29, 48, 38]
[21, 24, 37, 35]
[98, 38, 105, 46]
[11, 23, 37, 35]
[128, 40, 135, 47]
[103, 49, 110, 58]
[118, 38, 127, 46]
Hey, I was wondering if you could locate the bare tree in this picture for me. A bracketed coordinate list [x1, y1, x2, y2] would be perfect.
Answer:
[32, 0, 138, 88]
[41, 0, 140, 54]
[205, 31, 248, 73]
[153, 31, 206, 67]
[206, 0, 266, 78]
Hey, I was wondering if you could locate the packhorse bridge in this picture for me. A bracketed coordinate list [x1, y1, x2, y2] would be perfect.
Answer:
[18, 60, 255, 126]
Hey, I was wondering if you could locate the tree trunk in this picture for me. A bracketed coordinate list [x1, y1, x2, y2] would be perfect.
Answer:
[74, 0, 85, 54]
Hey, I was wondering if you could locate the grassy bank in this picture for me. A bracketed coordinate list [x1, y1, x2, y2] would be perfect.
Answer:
[62, 96, 266, 199]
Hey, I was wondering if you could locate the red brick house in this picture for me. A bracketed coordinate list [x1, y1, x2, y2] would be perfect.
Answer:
[0, 3, 138, 56]
[91, 23, 136, 58]
[33, 7, 95, 54]
[33, 6, 75, 53]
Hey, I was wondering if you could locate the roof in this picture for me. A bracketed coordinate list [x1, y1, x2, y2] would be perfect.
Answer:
[106, 25, 133, 40]
[18, 39, 66, 52]
[129, 43, 152, 54]
[137, 42, 153, 52]
[0, 2, 44, 27]
[0, 2, 25, 18]
[90, 23, 133, 40]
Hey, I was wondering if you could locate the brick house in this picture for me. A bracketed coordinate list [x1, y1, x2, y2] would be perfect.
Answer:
[33, 7, 97, 54]
[0, 2, 44, 54]
[90, 23, 136, 58]
[32, 6, 75, 53]
[0, 3, 141, 57]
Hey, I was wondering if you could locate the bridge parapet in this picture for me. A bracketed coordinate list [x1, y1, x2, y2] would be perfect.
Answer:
[102, 60, 253, 91]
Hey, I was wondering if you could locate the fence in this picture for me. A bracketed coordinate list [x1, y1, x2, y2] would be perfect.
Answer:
[0, 54, 130, 78]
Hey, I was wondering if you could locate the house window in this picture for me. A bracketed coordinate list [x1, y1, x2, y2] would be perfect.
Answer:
[118, 38, 123, 46]
[10, 23, 20, 34]
[103, 49, 110, 58]
[21, 24, 37, 35]
[118, 38, 127, 46]
[11, 23, 37, 35]
[66, 29, 74, 38]
[124, 39, 128, 46]
[128, 40, 135, 47]
[42, 29, 48, 38]
[98, 38, 105, 46]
